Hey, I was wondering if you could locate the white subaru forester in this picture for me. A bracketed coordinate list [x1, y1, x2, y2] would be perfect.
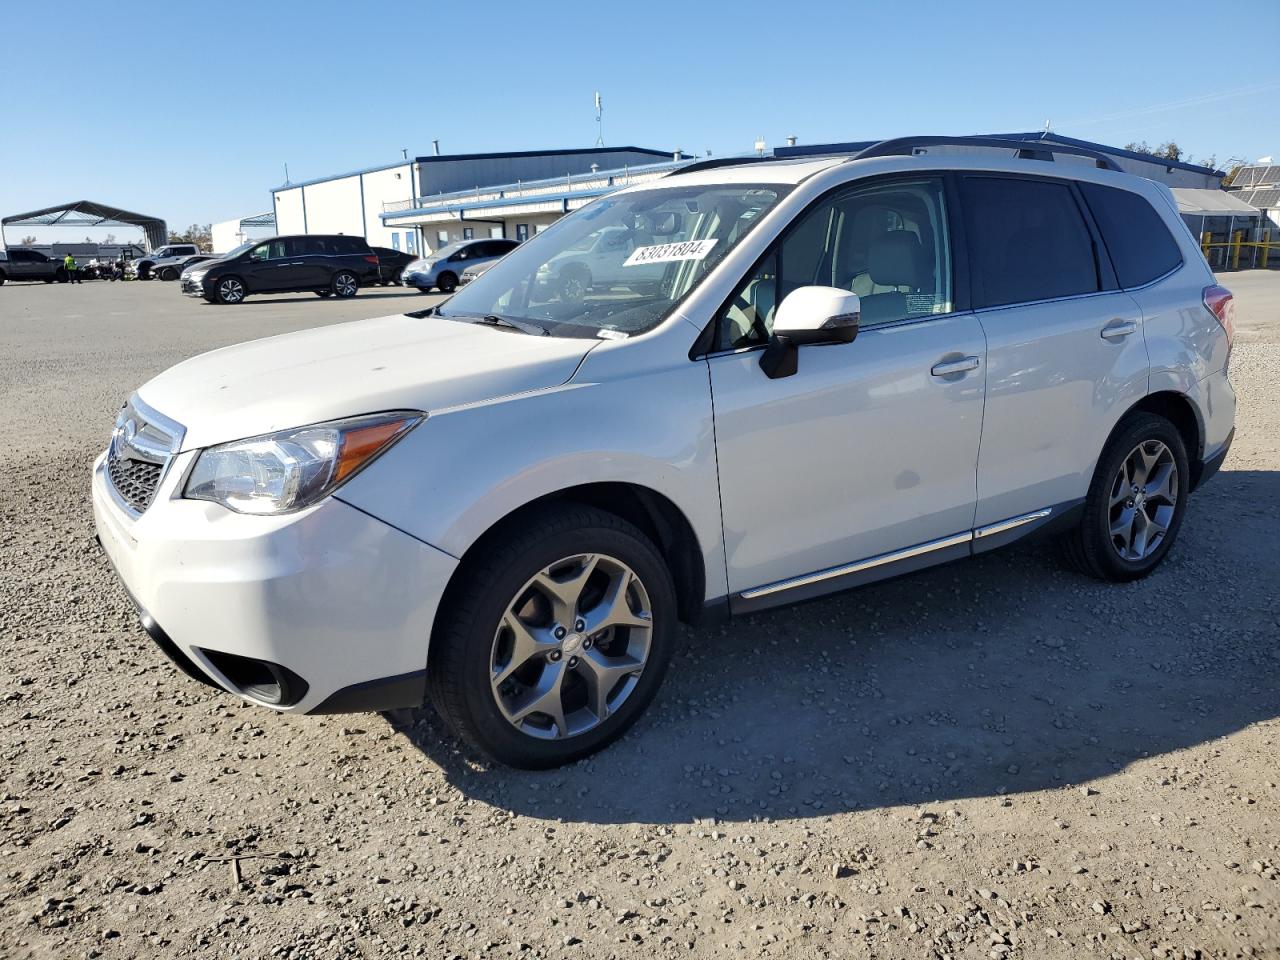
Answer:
[94, 137, 1236, 768]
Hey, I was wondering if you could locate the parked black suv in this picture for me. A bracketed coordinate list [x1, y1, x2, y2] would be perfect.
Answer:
[370, 246, 416, 285]
[181, 235, 380, 304]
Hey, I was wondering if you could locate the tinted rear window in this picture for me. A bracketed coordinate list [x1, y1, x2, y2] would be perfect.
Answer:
[1079, 183, 1182, 288]
[962, 177, 1100, 308]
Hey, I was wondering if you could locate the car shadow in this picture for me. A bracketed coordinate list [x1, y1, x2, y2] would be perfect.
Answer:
[389, 467, 1280, 824]
[204, 290, 430, 307]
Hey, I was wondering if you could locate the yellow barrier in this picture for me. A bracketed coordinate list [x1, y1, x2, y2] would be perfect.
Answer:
[1199, 230, 1280, 270]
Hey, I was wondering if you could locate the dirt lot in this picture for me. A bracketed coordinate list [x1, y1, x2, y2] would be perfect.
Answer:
[1, 274, 1278, 960]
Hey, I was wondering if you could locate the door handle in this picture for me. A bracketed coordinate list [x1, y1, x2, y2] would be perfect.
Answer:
[1100, 319, 1137, 340]
[931, 356, 981, 377]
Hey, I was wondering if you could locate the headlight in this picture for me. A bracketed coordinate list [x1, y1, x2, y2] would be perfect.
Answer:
[184, 412, 423, 515]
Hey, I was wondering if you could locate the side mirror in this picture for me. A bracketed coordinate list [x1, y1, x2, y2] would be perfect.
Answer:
[759, 286, 860, 379]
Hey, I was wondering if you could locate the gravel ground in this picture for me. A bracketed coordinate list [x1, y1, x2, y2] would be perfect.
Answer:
[1, 275, 1278, 960]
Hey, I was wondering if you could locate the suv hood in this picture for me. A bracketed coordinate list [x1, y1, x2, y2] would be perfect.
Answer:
[136, 313, 597, 450]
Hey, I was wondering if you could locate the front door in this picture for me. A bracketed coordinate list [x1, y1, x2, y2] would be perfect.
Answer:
[244, 238, 307, 292]
[707, 176, 986, 601]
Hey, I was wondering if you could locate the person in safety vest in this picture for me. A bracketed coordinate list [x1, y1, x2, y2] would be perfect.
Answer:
[63, 253, 82, 284]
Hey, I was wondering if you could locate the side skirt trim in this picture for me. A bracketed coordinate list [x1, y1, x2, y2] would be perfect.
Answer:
[973, 508, 1053, 540]
[739, 531, 975, 601]
[734, 505, 1061, 608]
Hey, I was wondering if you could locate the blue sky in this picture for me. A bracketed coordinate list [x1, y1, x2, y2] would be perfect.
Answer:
[3, 0, 1277, 244]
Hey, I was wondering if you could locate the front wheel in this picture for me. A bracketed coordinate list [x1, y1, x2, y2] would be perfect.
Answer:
[1063, 412, 1190, 582]
[331, 271, 359, 298]
[427, 505, 677, 768]
[436, 271, 458, 293]
[214, 276, 247, 304]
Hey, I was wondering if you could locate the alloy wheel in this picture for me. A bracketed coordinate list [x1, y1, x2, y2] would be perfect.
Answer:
[490, 553, 653, 740]
[1108, 439, 1178, 561]
[218, 278, 244, 303]
[334, 273, 358, 297]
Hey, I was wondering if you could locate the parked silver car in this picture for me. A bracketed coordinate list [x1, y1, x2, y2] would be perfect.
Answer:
[402, 238, 519, 293]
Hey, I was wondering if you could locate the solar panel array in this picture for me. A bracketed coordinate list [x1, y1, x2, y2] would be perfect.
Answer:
[1231, 164, 1280, 189]
[1235, 187, 1280, 211]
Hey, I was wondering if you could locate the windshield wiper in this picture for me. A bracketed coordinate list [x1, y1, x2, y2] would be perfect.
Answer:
[458, 313, 549, 336]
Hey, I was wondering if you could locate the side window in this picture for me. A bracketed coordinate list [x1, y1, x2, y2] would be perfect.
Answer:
[249, 240, 287, 261]
[284, 238, 309, 258]
[304, 236, 328, 255]
[962, 177, 1100, 308]
[715, 178, 953, 350]
[1079, 183, 1182, 288]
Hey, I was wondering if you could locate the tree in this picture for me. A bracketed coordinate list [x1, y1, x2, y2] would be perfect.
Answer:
[1124, 140, 1184, 162]
[19, 234, 37, 245]
[168, 223, 212, 250]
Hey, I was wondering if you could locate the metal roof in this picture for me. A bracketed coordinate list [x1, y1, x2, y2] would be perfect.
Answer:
[1172, 188, 1260, 217]
[2, 200, 167, 251]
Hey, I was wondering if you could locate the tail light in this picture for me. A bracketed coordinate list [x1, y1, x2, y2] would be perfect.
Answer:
[1203, 284, 1234, 348]
[363, 254, 379, 264]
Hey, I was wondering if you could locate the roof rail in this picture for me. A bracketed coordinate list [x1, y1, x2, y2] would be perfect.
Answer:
[665, 155, 772, 177]
[852, 136, 1123, 172]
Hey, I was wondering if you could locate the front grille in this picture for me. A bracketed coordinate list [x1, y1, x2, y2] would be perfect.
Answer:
[107, 456, 163, 512]
[105, 397, 184, 516]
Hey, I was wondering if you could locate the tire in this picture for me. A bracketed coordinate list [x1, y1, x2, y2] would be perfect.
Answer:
[558, 266, 590, 304]
[55, 268, 68, 283]
[427, 504, 677, 769]
[158, 267, 178, 281]
[436, 271, 458, 293]
[0, 272, 6, 286]
[331, 271, 359, 298]
[316, 290, 333, 298]
[417, 286, 433, 294]
[213, 276, 247, 304]
[1062, 412, 1190, 582]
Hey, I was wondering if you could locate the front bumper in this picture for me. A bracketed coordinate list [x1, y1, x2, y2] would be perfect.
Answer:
[402, 270, 435, 290]
[180, 276, 205, 297]
[92, 451, 457, 714]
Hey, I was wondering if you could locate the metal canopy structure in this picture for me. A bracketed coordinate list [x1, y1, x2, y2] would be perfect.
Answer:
[2, 200, 167, 251]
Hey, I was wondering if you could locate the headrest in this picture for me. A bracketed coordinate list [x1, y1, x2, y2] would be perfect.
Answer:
[869, 231, 924, 288]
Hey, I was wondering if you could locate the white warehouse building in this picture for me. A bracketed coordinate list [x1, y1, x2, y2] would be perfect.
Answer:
[271, 146, 681, 256]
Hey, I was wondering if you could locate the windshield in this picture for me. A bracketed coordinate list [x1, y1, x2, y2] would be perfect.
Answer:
[435, 184, 788, 338]
[430, 242, 465, 261]
[220, 240, 257, 259]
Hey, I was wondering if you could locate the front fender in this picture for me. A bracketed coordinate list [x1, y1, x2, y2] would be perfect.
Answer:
[335, 356, 727, 602]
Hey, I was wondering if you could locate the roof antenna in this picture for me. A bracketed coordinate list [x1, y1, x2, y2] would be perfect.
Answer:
[1042, 119, 1053, 138]
[283, 162, 290, 185]
[594, 91, 604, 147]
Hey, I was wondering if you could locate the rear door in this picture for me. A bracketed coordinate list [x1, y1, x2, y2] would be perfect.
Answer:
[8, 250, 34, 280]
[961, 174, 1148, 529]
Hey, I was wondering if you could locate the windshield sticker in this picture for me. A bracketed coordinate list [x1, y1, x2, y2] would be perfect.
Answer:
[623, 238, 718, 267]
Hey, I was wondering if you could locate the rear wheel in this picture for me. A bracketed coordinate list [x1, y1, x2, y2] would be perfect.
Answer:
[214, 276, 247, 304]
[331, 271, 359, 298]
[428, 504, 677, 768]
[1063, 412, 1189, 582]
[436, 271, 458, 293]
[559, 266, 590, 304]
[158, 266, 178, 281]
